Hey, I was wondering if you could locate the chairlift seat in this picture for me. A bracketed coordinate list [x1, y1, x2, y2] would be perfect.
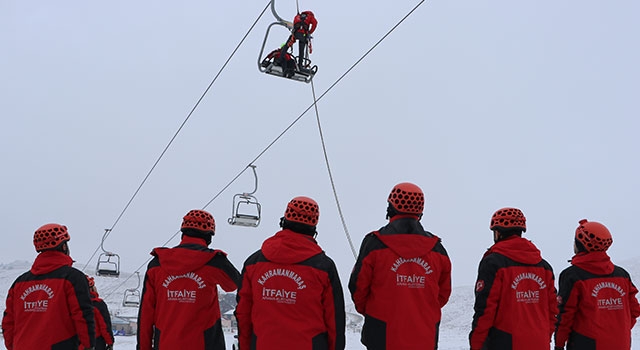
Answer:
[97, 269, 120, 277]
[229, 214, 260, 227]
[263, 63, 316, 83]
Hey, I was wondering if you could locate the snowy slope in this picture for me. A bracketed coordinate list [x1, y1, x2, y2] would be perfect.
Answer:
[1, 259, 639, 350]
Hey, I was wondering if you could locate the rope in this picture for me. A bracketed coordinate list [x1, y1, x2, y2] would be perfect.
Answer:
[81, 2, 271, 273]
[101, 0, 427, 296]
[310, 80, 357, 259]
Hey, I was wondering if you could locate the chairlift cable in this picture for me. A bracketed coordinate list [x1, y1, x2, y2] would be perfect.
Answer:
[80, 2, 271, 274]
[310, 80, 357, 259]
[101, 0, 427, 295]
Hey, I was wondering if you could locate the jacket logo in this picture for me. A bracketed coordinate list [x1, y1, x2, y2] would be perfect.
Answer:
[167, 289, 197, 303]
[261, 288, 297, 304]
[390, 257, 432, 289]
[162, 272, 207, 289]
[257, 269, 307, 290]
[21, 284, 54, 313]
[592, 282, 626, 311]
[511, 272, 546, 304]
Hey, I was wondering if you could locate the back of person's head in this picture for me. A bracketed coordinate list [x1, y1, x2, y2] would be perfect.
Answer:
[490, 207, 526, 241]
[86, 275, 97, 294]
[181, 209, 216, 245]
[33, 223, 71, 253]
[574, 219, 612, 253]
[279, 196, 319, 236]
[386, 182, 424, 219]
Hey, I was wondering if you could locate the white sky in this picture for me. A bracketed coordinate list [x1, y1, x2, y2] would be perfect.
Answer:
[1, 0, 639, 290]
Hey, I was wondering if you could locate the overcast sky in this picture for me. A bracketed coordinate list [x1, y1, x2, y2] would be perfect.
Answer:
[1, 0, 639, 290]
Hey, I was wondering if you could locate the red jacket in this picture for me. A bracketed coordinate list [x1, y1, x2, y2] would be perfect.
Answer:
[554, 251, 640, 349]
[348, 216, 452, 349]
[136, 236, 241, 350]
[1, 251, 95, 350]
[90, 291, 114, 349]
[469, 235, 558, 350]
[293, 11, 317, 35]
[235, 229, 345, 350]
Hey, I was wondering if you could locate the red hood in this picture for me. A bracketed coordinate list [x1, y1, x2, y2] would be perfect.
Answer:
[485, 236, 542, 265]
[571, 251, 614, 275]
[151, 236, 223, 275]
[261, 229, 322, 264]
[374, 231, 439, 258]
[30, 250, 73, 275]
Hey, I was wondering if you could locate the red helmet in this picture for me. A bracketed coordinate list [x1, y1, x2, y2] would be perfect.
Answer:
[33, 223, 70, 252]
[490, 208, 526, 232]
[387, 182, 424, 215]
[575, 219, 612, 252]
[181, 209, 215, 234]
[86, 275, 95, 288]
[284, 196, 319, 226]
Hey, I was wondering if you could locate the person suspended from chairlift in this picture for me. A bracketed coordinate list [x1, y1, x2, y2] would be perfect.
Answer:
[280, 10, 317, 71]
[261, 45, 297, 78]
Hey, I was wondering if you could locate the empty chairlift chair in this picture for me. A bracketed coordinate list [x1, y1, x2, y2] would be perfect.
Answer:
[122, 272, 141, 307]
[96, 229, 120, 277]
[228, 165, 262, 228]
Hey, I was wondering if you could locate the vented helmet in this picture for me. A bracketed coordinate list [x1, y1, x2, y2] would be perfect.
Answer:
[490, 208, 526, 232]
[575, 219, 612, 252]
[387, 182, 424, 215]
[181, 209, 216, 234]
[33, 223, 70, 252]
[86, 275, 95, 288]
[284, 196, 319, 226]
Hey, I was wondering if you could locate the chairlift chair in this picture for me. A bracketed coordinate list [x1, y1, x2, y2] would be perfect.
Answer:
[96, 252, 120, 277]
[258, 4, 317, 83]
[96, 228, 120, 277]
[122, 272, 141, 307]
[228, 193, 262, 227]
[228, 165, 262, 228]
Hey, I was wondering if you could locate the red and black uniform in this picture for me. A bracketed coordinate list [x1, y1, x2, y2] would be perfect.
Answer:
[261, 48, 296, 78]
[1, 250, 95, 350]
[554, 251, 640, 349]
[283, 10, 317, 68]
[90, 290, 114, 350]
[349, 216, 452, 349]
[469, 235, 558, 350]
[136, 236, 241, 350]
[235, 229, 345, 350]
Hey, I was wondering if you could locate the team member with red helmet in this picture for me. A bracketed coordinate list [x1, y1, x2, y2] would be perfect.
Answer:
[554, 219, 640, 350]
[86, 276, 114, 350]
[2, 223, 95, 350]
[235, 196, 345, 350]
[137, 209, 241, 350]
[282, 10, 317, 69]
[469, 208, 558, 350]
[349, 182, 452, 349]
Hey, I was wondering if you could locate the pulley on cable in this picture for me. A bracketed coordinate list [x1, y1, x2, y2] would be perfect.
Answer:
[96, 229, 121, 277]
[122, 272, 141, 307]
[228, 165, 262, 227]
[258, 0, 318, 83]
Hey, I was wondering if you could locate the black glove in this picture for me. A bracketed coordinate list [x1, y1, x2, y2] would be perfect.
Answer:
[106, 345, 114, 350]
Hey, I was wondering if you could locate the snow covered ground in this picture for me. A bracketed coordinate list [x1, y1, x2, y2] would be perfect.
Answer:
[1, 259, 639, 349]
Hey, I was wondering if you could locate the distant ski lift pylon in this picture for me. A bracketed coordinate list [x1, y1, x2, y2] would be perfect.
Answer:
[96, 229, 120, 278]
[228, 165, 262, 228]
[258, 0, 317, 83]
[122, 272, 141, 307]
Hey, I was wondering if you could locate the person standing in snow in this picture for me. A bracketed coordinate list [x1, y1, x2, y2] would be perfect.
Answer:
[554, 219, 640, 350]
[469, 207, 558, 350]
[86, 275, 114, 350]
[235, 196, 346, 350]
[136, 209, 241, 350]
[349, 182, 452, 349]
[1, 223, 95, 350]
